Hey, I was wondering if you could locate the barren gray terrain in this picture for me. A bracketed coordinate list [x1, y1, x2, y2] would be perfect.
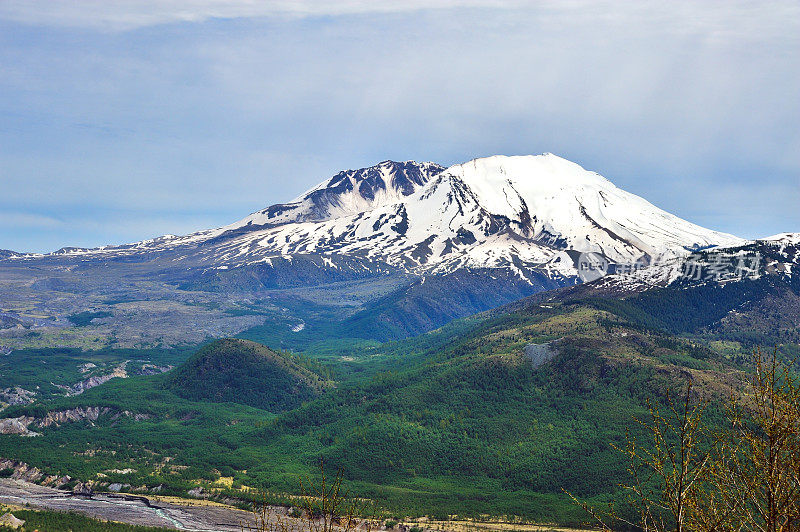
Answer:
[0, 478, 273, 531]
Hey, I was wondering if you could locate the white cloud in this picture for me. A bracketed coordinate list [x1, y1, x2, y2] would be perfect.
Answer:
[0, 212, 63, 229]
[0, 0, 528, 30]
[0, 0, 796, 42]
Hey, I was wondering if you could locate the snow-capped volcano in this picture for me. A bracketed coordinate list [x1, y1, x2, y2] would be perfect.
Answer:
[207, 153, 742, 278]
[371, 153, 742, 276]
[1, 153, 757, 343]
[16, 153, 744, 285]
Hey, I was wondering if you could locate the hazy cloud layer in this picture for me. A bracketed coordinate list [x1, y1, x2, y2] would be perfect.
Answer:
[0, 0, 531, 30]
[1, 1, 798, 252]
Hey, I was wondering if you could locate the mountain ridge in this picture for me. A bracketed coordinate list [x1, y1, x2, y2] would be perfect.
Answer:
[5, 154, 743, 282]
[0, 153, 771, 346]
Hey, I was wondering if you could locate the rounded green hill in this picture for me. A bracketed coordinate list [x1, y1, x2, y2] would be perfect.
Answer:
[165, 338, 330, 411]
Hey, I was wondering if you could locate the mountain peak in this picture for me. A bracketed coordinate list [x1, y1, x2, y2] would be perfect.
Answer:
[230, 160, 445, 228]
[438, 153, 615, 226]
[450, 154, 613, 195]
[10, 154, 746, 288]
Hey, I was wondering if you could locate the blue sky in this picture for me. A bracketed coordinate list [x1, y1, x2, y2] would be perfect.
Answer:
[1, 1, 798, 253]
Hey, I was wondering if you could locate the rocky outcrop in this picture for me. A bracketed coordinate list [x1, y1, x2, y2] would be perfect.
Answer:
[0, 458, 72, 488]
[523, 341, 558, 368]
[0, 386, 36, 407]
[0, 407, 151, 436]
[0, 417, 39, 436]
[136, 363, 173, 376]
[56, 361, 170, 397]
[72, 482, 94, 496]
[61, 363, 129, 396]
[187, 487, 210, 499]
[38, 406, 110, 427]
[118, 411, 152, 422]
[79, 362, 97, 373]
[0, 457, 159, 497]
[0, 512, 25, 529]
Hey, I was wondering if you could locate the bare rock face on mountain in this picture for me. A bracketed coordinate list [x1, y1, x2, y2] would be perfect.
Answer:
[238, 160, 445, 225]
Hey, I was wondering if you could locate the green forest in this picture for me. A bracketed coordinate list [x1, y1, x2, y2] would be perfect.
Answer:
[3, 291, 779, 525]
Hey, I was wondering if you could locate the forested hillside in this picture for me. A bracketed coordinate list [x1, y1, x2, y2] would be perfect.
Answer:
[0, 290, 762, 523]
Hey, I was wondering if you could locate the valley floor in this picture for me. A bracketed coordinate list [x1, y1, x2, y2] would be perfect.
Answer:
[0, 479, 594, 532]
[0, 478, 254, 531]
